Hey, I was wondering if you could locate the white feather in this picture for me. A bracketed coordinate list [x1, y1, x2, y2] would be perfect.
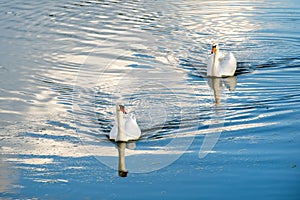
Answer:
[207, 44, 237, 77]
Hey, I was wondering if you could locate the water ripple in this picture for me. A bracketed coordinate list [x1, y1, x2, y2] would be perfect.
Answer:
[1, 0, 300, 184]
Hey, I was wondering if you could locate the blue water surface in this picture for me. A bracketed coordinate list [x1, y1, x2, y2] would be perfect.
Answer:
[0, 0, 299, 199]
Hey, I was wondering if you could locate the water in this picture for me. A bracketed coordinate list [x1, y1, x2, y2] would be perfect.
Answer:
[1, 0, 300, 199]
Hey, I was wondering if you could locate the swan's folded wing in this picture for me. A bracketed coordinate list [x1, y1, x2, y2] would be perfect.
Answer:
[109, 123, 118, 140]
[217, 51, 226, 61]
[124, 115, 141, 140]
[220, 52, 237, 76]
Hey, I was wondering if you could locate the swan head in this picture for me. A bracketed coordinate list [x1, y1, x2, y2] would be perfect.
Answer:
[211, 43, 219, 54]
[116, 104, 127, 114]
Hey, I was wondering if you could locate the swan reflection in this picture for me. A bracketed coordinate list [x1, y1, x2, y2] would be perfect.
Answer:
[116, 141, 138, 177]
[207, 76, 237, 106]
[199, 76, 237, 158]
[116, 142, 128, 177]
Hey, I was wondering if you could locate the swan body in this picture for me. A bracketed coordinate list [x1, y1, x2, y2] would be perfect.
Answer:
[207, 43, 237, 77]
[109, 105, 141, 142]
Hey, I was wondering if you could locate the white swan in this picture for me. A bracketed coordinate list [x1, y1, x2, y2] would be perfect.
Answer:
[109, 104, 141, 142]
[207, 43, 237, 77]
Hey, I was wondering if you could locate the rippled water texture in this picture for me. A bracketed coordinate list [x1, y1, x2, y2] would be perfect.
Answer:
[1, 0, 300, 199]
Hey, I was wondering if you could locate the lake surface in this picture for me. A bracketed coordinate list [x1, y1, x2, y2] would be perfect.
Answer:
[1, 0, 300, 199]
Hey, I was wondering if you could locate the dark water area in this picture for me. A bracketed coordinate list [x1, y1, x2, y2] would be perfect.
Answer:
[1, 0, 300, 199]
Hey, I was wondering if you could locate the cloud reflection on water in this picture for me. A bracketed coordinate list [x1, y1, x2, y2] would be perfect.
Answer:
[1, 0, 296, 194]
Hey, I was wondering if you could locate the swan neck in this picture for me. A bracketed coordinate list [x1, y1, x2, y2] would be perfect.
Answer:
[212, 50, 219, 76]
[116, 105, 125, 141]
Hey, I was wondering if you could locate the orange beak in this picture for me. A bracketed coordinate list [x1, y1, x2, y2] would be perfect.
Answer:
[211, 46, 217, 54]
